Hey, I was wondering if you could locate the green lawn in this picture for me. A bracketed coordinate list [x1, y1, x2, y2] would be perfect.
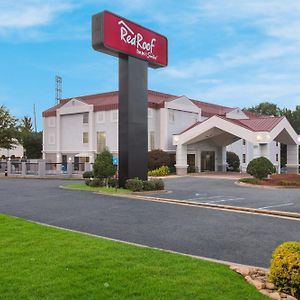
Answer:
[64, 183, 131, 194]
[0, 214, 268, 299]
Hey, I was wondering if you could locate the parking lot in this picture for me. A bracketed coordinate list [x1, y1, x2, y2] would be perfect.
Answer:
[148, 176, 300, 213]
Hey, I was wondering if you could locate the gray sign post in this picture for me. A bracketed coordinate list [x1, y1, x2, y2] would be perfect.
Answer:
[92, 11, 167, 187]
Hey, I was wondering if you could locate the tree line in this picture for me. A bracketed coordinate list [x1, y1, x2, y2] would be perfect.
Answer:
[0, 105, 42, 159]
[244, 102, 300, 134]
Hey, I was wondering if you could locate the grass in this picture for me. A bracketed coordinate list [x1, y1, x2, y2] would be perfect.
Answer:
[64, 183, 131, 194]
[239, 178, 262, 185]
[0, 214, 268, 299]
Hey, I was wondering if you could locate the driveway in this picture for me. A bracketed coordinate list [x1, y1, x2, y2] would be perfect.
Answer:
[0, 178, 300, 268]
[149, 177, 300, 213]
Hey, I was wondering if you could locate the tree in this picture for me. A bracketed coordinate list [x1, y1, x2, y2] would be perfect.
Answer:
[226, 151, 240, 172]
[20, 116, 33, 132]
[22, 131, 43, 159]
[245, 102, 281, 116]
[93, 149, 117, 184]
[148, 149, 171, 170]
[0, 105, 18, 149]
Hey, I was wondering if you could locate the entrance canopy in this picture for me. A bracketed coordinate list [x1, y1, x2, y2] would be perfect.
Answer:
[173, 115, 299, 175]
[173, 115, 299, 146]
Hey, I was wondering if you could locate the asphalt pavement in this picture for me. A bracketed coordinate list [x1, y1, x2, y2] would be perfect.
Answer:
[0, 178, 299, 268]
[152, 176, 300, 213]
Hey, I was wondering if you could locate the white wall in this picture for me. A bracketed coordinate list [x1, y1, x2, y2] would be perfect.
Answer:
[227, 139, 280, 171]
[0, 143, 24, 158]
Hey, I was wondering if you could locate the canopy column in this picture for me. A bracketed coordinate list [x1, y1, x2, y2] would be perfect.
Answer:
[286, 144, 299, 174]
[175, 144, 188, 175]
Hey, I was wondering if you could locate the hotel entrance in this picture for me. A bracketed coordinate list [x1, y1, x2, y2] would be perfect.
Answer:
[201, 151, 215, 172]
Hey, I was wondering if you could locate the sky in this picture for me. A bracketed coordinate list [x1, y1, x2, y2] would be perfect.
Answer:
[1, 0, 300, 130]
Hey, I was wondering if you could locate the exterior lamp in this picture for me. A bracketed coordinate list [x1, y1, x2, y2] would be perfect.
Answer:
[256, 135, 262, 142]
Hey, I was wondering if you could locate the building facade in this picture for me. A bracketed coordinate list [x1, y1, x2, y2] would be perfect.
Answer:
[42, 90, 299, 174]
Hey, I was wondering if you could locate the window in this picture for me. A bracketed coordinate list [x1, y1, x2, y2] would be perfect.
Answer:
[48, 134, 55, 145]
[168, 110, 175, 123]
[276, 154, 279, 162]
[148, 108, 153, 118]
[97, 111, 105, 123]
[111, 111, 118, 122]
[83, 112, 89, 124]
[48, 117, 56, 128]
[242, 154, 246, 164]
[150, 131, 155, 150]
[83, 132, 89, 144]
[97, 131, 106, 153]
[276, 141, 279, 147]
[242, 139, 246, 145]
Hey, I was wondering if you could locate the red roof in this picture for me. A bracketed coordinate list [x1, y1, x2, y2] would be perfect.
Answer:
[191, 100, 233, 117]
[219, 116, 284, 132]
[42, 90, 284, 132]
[42, 90, 178, 117]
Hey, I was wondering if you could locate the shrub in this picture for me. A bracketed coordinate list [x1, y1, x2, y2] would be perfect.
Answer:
[89, 179, 105, 187]
[226, 151, 240, 172]
[151, 179, 164, 190]
[269, 242, 300, 296]
[85, 179, 92, 186]
[93, 149, 117, 183]
[247, 157, 276, 179]
[125, 178, 143, 192]
[148, 149, 170, 171]
[142, 180, 156, 191]
[108, 178, 118, 188]
[82, 171, 94, 179]
[148, 166, 170, 177]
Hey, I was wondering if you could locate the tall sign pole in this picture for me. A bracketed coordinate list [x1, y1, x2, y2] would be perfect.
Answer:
[92, 11, 168, 187]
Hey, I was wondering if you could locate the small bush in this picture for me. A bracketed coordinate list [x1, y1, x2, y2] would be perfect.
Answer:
[85, 179, 92, 186]
[108, 178, 118, 188]
[151, 179, 164, 190]
[239, 178, 262, 185]
[269, 242, 300, 296]
[143, 180, 157, 191]
[83, 171, 94, 179]
[148, 166, 170, 177]
[247, 157, 276, 179]
[148, 149, 170, 171]
[89, 179, 105, 187]
[125, 178, 144, 192]
[227, 151, 240, 172]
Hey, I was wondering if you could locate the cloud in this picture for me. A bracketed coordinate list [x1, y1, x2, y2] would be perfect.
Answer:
[0, 1, 75, 30]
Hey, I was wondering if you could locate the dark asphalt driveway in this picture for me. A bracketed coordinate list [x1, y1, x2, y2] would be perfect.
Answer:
[151, 177, 300, 213]
[0, 178, 299, 268]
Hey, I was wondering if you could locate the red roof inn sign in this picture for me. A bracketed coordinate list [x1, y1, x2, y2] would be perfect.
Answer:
[92, 10, 168, 187]
[92, 11, 168, 68]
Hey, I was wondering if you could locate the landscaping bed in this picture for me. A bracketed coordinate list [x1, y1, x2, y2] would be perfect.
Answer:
[0, 214, 267, 299]
[239, 174, 300, 187]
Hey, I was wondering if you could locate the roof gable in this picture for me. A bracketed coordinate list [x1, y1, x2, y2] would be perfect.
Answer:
[165, 96, 200, 113]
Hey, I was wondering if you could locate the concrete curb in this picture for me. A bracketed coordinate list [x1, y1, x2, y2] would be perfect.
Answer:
[61, 186, 300, 221]
[120, 194, 300, 221]
[236, 181, 300, 189]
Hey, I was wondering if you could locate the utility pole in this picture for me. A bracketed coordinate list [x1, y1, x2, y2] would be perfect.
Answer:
[55, 75, 62, 104]
[33, 104, 37, 133]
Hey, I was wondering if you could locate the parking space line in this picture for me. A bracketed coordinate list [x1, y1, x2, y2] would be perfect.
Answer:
[258, 203, 294, 210]
[206, 198, 245, 204]
[186, 195, 225, 201]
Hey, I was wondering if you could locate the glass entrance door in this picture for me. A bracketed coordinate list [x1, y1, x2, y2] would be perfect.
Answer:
[201, 151, 215, 172]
